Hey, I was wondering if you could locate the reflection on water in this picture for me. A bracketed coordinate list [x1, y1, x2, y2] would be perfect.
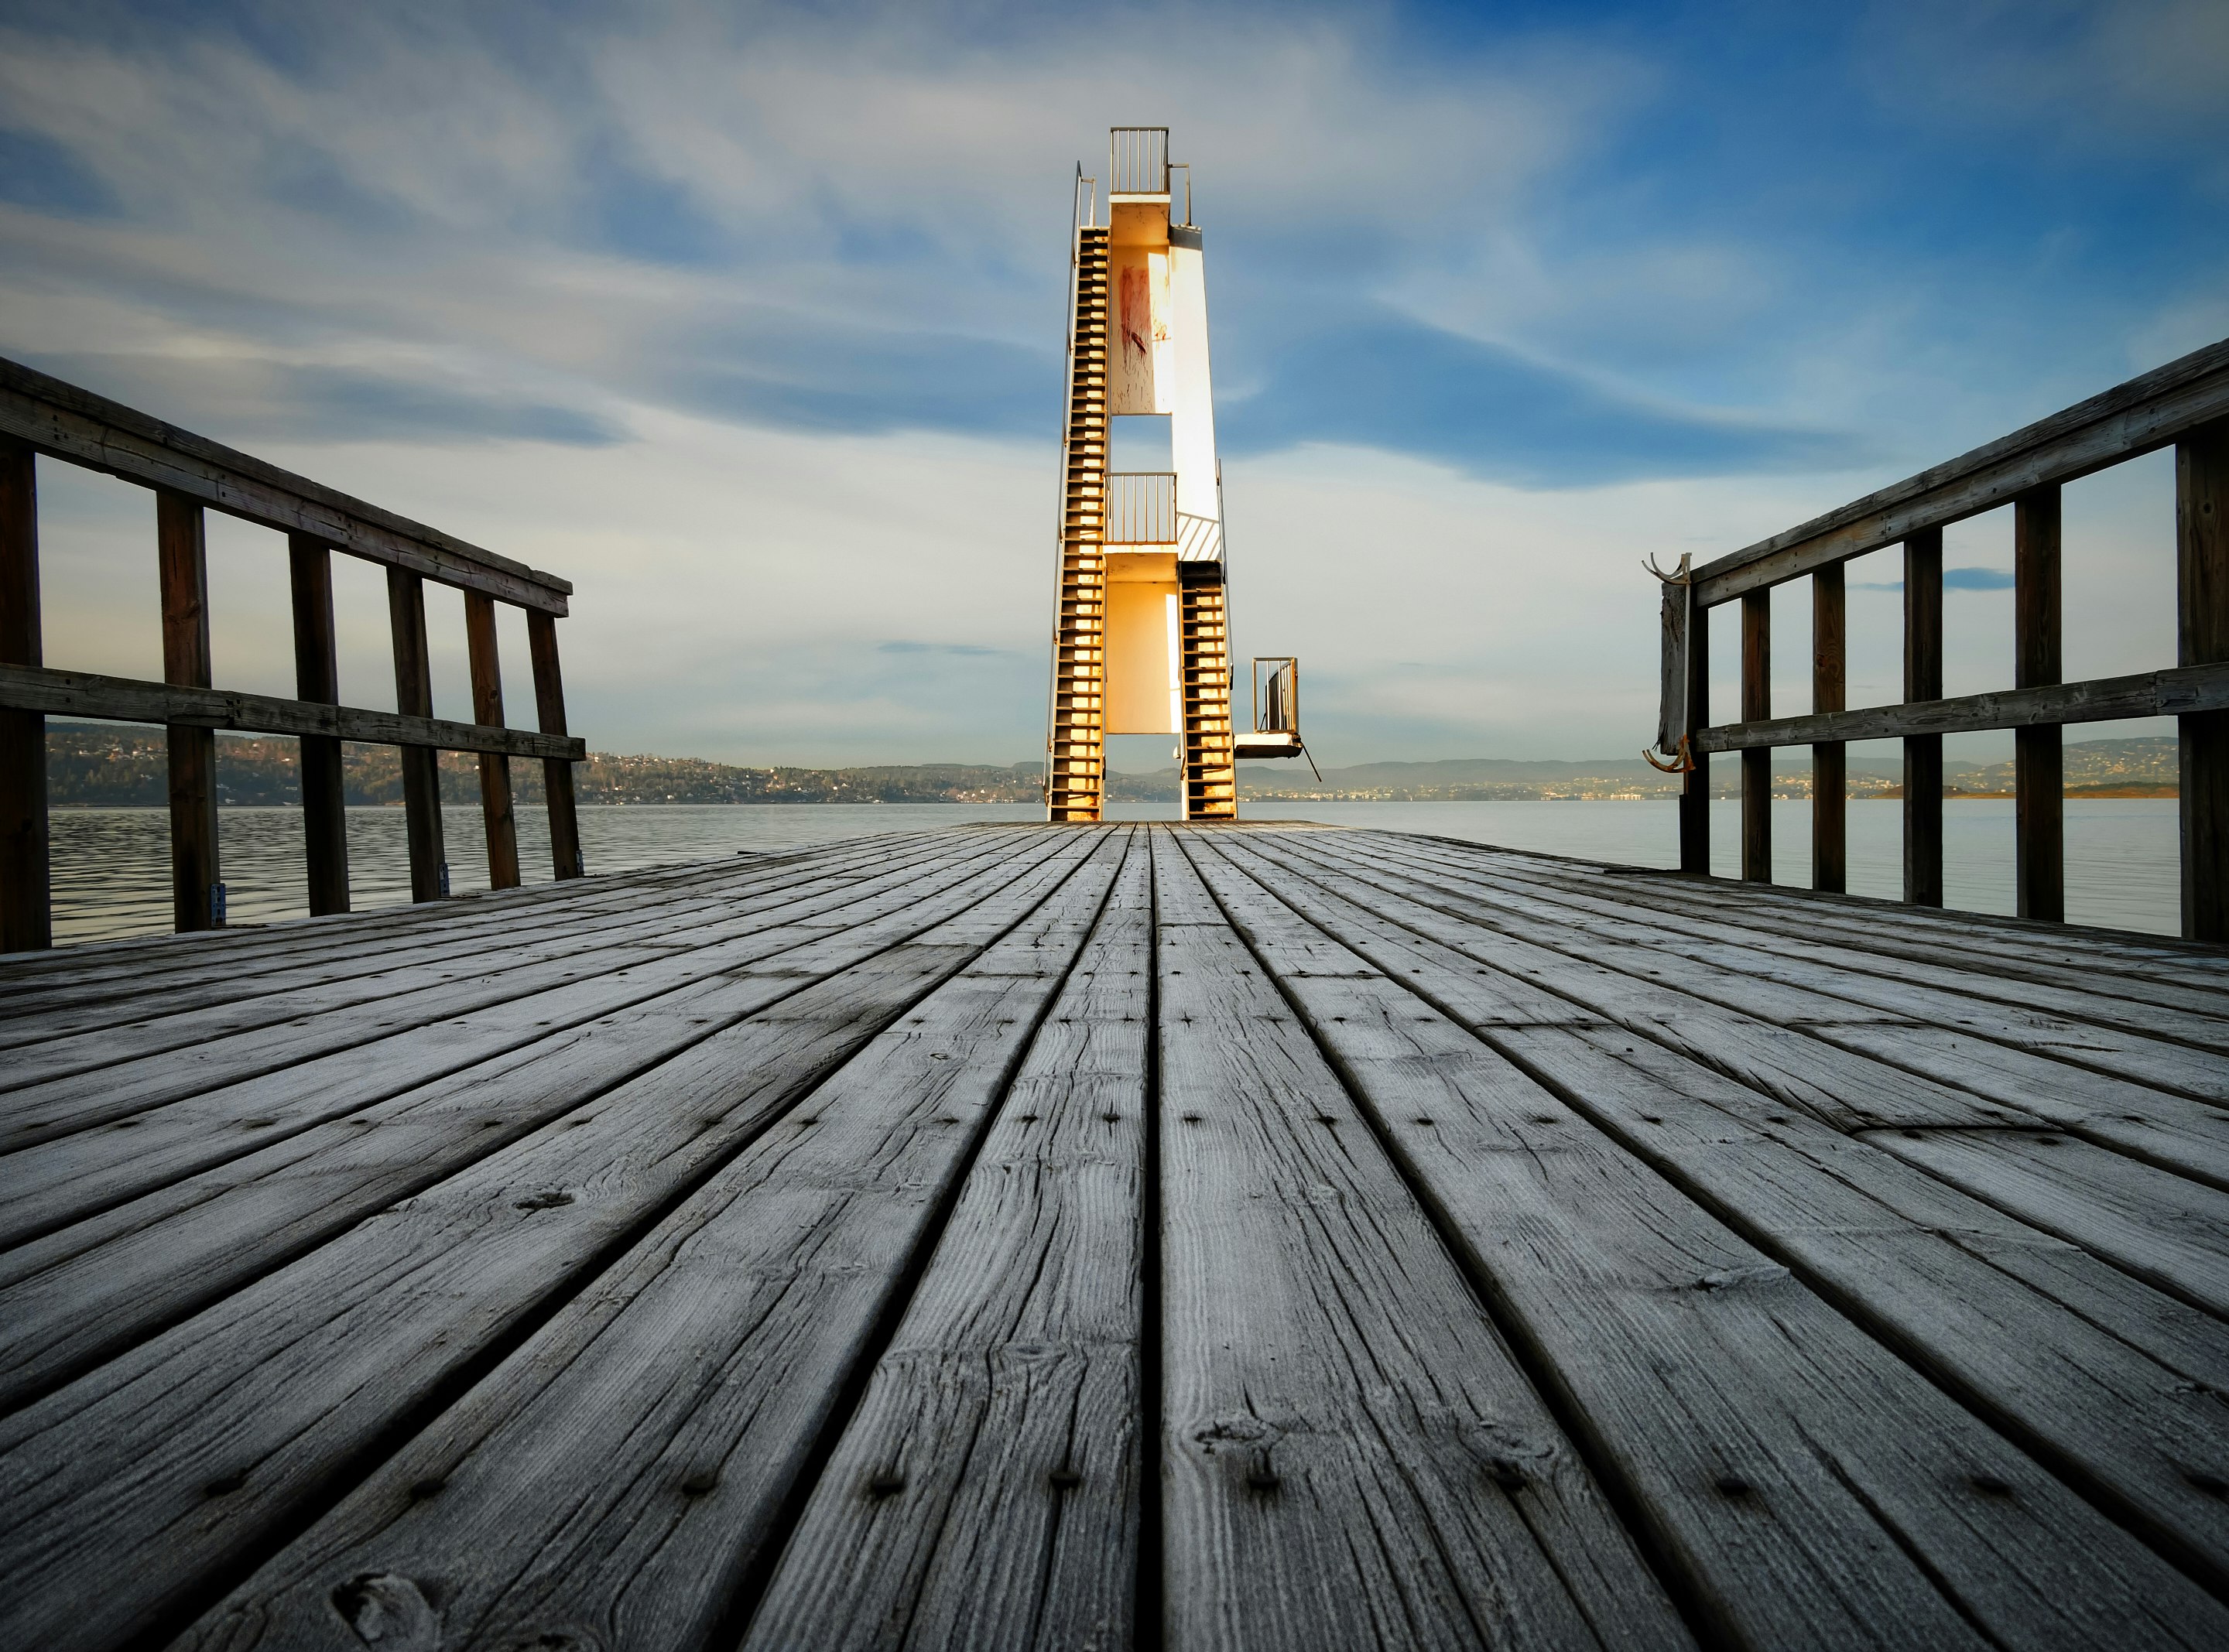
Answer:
[46, 797, 2182, 946]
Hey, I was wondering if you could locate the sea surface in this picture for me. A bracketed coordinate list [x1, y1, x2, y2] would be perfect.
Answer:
[40, 797, 2184, 946]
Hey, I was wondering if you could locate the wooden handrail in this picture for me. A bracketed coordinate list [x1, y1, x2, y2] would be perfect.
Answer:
[0, 663, 586, 761]
[0, 361, 591, 949]
[1690, 336, 2229, 608]
[1654, 334, 2229, 940]
[1695, 662, 2229, 752]
[0, 357, 572, 614]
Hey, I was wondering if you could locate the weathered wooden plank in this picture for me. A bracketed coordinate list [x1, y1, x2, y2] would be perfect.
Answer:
[159, 488, 219, 932]
[0, 436, 46, 953]
[0, 354, 572, 612]
[1741, 587, 1770, 883]
[170, 833, 1135, 1652]
[737, 839, 1150, 1649]
[0, 830, 906, 1014]
[1238, 834, 2009, 1133]
[0, 835, 1091, 1409]
[1259, 835, 2229, 1185]
[1863, 1127, 2229, 1317]
[1337, 833, 2229, 1083]
[526, 608, 583, 881]
[0, 660, 585, 761]
[0, 831, 945, 1041]
[2183, 421, 2229, 942]
[1695, 659, 2229, 751]
[0, 837, 1033, 1247]
[0, 834, 1111, 1652]
[0, 831, 981, 1100]
[1812, 562, 1845, 894]
[1470, 841, 2229, 1011]
[286, 535, 349, 917]
[1149, 831, 1691, 1651]
[1187, 830, 2229, 1640]
[1498, 1024, 2229, 1608]
[1690, 333, 2229, 607]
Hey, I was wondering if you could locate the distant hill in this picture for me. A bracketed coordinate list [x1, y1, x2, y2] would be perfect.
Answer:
[41, 725, 2179, 806]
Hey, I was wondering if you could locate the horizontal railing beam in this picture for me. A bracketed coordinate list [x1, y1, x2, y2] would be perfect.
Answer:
[0, 357, 572, 614]
[1690, 337, 2229, 608]
[0, 663, 585, 761]
[1695, 662, 2229, 752]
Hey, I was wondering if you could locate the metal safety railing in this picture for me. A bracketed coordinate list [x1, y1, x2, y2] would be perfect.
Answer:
[1255, 658, 1299, 734]
[1106, 472, 1177, 544]
[1109, 127, 1169, 196]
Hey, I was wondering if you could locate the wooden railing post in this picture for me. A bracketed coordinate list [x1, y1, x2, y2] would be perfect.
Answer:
[1741, 590, 1771, 881]
[0, 438, 46, 951]
[2180, 421, 2229, 941]
[463, 592, 519, 891]
[385, 567, 446, 903]
[1904, 528, 1944, 906]
[2015, 486, 2063, 922]
[1812, 563, 1846, 893]
[156, 489, 218, 931]
[288, 535, 349, 915]
[1678, 607, 1709, 874]
[527, 610, 584, 880]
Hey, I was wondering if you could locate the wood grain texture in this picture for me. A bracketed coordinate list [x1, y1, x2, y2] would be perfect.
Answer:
[1205, 833, 2229, 1610]
[0, 835, 1108, 1652]
[1150, 829, 1690, 1652]
[0, 839, 1075, 1412]
[0, 822, 2220, 1650]
[172, 833, 1131, 1652]
[1741, 589, 1771, 883]
[741, 834, 1151, 1651]
[1188, 829, 2229, 1644]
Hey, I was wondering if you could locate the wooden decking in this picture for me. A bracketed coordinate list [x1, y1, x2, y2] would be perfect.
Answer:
[2, 823, 2228, 1650]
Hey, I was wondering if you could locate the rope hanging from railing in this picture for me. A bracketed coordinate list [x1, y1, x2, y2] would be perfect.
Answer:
[1643, 552, 1697, 773]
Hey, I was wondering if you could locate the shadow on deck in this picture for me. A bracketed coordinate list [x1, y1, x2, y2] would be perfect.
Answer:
[2, 822, 2227, 1650]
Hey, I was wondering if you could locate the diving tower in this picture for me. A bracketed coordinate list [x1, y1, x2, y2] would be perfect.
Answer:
[1046, 128, 1303, 823]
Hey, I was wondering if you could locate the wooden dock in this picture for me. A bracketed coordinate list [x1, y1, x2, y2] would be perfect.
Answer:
[3, 822, 2228, 1650]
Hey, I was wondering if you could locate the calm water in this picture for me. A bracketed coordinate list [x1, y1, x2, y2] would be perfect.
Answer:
[46, 798, 2183, 946]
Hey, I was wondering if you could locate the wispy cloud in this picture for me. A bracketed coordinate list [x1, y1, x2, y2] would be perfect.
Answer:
[0, 1, 2218, 763]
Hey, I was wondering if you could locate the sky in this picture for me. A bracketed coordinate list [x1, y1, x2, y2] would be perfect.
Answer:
[0, 0, 2224, 769]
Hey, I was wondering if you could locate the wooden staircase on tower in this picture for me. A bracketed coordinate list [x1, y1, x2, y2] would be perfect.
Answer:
[1179, 567, 1236, 819]
[1046, 224, 1110, 823]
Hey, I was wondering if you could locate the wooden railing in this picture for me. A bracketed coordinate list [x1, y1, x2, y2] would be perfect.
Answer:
[0, 357, 587, 951]
[1652, 335, 2229, 941]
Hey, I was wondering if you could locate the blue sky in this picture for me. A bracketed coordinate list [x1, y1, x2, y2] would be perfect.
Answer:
[0, 0, 2222, 765]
